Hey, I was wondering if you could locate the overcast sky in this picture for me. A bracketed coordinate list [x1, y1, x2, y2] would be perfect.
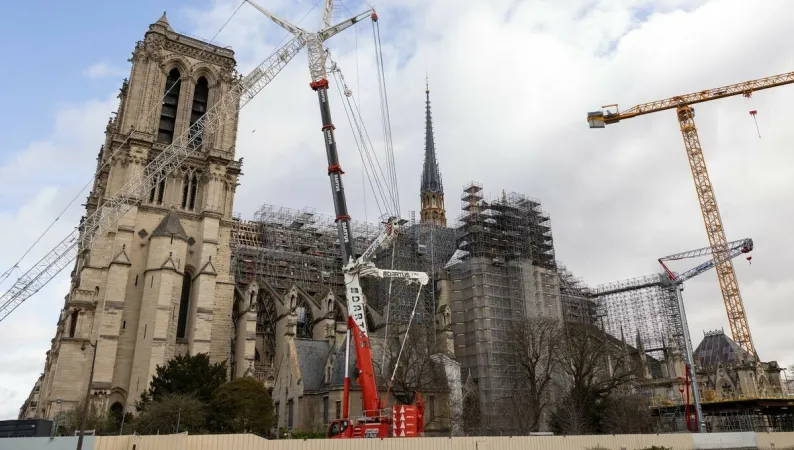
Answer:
[1, 0, 793, 419]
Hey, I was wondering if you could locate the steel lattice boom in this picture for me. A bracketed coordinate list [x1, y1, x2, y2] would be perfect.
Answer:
[0, 36, 306, 323]
[659, 237, 753, 285]
[586, 70, 794, 359]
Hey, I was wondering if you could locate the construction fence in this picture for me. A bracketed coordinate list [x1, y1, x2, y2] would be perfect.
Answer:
[4, 433, 794, 450]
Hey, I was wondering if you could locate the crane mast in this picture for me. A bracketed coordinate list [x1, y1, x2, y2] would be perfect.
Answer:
[244, 1, 428, 437]
[587, 70, 794, 359]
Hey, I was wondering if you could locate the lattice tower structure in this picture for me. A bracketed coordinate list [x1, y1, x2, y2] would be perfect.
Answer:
[446, 181, 559, 428]
[361, 220, 457, 325]
[592, 274, 682, 359]
[557, 261, 597, 324]
[232, 203, 381, 295]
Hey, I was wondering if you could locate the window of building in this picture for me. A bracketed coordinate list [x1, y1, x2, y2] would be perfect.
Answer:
[148, 173, 167, 205]
[176, 270, 192, 338]
[287, 399, 294, 429]
[68, 310, 79, 338]
[189, 77, 209, 151]
[335, 401, 341, 419]
[157, 68, 182, 144]
[429, 395, 436, 421]
[322, 396, 329, 424]
[181, 172, 199, 211]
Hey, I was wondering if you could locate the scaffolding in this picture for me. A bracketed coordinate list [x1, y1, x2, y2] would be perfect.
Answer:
[591, 274, 682, 358]
[446, 181, 560, 429]
[361, 218, 458, 324]
[231, 204, 382, 299]
[557, 261, 597, 324]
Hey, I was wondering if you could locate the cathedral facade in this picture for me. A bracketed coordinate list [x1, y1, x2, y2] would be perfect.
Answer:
[19, 14, 242, 420]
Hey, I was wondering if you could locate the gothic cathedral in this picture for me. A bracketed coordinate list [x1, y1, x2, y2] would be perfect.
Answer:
[25, 13, 243, 419]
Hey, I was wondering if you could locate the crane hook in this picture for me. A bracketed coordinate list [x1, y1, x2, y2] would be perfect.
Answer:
[749, 110, 761, 139]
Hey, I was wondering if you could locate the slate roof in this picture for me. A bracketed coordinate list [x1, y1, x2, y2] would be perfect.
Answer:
[151, 210, 188, 241]
[293, 339, 331, 391]
[694, 330, 753, 366]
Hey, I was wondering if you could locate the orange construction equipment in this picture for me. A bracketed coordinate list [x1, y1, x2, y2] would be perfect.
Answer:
[587, 70, 794, 360]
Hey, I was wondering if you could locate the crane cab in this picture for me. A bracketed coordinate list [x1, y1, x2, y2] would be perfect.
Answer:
[326, 419, 350, 438]
[326, 418, 390, 439]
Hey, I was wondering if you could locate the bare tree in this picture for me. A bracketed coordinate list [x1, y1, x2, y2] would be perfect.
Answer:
[501, 316, 564, 433]
[551, 322, 643, 434]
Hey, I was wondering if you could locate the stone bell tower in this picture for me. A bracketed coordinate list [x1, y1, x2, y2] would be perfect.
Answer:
[27, 12, 243, 419]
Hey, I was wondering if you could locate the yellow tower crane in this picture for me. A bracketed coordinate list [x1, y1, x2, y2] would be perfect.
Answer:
[587, 70, 794, 360]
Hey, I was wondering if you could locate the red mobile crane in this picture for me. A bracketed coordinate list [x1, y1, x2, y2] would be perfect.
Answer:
[325, 235, 431, 438]
[241, 0, 432, 439]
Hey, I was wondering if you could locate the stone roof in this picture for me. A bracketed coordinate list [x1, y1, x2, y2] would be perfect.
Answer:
[329, 340, 392, 388]
[151, 210, 188, 241]
[294, 339, 331, 391]
[154, 12, 173, 31]
[694, 330, 753, 366]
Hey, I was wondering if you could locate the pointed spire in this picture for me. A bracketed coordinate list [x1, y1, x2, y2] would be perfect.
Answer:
[421, 77, 443, 195]
[155, 11, 173, 31]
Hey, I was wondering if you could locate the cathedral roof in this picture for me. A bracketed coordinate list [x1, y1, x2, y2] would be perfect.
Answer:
[151, 210, 188, 241]
[694, 330, 753, 366]
[293, 339, 332, 391]
[421, 77, 443, 196]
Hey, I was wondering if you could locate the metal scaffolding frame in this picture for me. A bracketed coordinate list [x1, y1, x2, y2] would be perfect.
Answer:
[231, 204, 382, 299]
[445, 181, 560, 428]
[591, 274, 682, 359]
[557, 261, 597, 325]
[362, 218, 457, 325]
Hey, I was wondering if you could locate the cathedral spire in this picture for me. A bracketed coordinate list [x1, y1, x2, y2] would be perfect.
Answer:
[419, 76, 447, 228]
[421, 76, 443, 195]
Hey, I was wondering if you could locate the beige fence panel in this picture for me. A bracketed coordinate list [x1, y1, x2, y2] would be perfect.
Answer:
[756, 432, 794, 449]
[95, 433, 697, 450]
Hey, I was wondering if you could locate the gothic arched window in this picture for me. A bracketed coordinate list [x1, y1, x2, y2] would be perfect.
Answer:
[181, 172, 199, 211]
[148, 171, 167, 205]
[189, 77, 209, 150]
[177, 270, 192, 338]
[296, 305, 313, 339]
[157, 68, 182, 144]
[109, 402, 124, 429]
[68, 310, 79, 338]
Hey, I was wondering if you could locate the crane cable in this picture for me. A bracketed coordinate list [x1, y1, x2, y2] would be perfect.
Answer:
[329, 63, 395, 218]
[372, 18, 401, 217]
[383, 282, 424, 406]
[0, 2, 246, 288]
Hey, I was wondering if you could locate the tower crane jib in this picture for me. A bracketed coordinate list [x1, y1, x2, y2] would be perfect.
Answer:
[586, 70, 794, 359]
